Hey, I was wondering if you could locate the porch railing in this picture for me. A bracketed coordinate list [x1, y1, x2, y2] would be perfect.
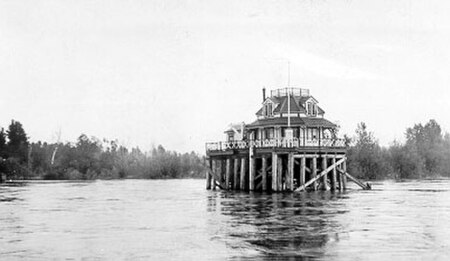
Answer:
[205, 138, 346, 152]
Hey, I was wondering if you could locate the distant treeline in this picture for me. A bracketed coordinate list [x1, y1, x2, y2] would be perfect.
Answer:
[346, 119, 450, 180]
[1, 119, 450, 181]
[0, 120, 207, 180]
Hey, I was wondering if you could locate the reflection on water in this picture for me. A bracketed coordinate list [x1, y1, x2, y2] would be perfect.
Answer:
[1, 179, 450, 260]
[207, 192, 341, 259]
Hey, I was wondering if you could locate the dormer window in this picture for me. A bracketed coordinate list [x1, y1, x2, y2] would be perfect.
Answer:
[264, 102, 273, 117]
[306, 102, 318, 116]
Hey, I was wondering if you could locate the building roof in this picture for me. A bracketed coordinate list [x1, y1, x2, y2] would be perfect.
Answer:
[302, 117, 336, 128]
[247, 116, 337, 129]
[298, 96, 318, 104]
[255, 107, 263, 116]
[273, 96, 306, 114]
[317, 106, 325, 115]
[247, 117, 305, 129]
[255, 94, 324, 116]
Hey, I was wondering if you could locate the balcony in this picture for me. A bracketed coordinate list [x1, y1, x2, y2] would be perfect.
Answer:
[270, 87, 310, 98]
[205, 138, 346, 152]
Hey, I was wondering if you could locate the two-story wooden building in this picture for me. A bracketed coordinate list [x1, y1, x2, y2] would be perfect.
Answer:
[205, 87, 369, 192]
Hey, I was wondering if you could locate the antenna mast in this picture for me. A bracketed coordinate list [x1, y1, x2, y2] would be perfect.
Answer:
[287, 61, 291, 128]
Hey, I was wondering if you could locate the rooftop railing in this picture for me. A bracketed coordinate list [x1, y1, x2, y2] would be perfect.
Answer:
[270, 88, 310, 98]
[205, 138, 346, 152]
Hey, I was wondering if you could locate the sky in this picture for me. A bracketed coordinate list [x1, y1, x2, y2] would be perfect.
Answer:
[1, 0, 450, 153]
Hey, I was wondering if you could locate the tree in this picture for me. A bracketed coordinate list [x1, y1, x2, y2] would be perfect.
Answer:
[347, 122, 389, 179]
[405, 119, 444, 176]
[6, 120, 29, 163]
[0, 127, 6, 158]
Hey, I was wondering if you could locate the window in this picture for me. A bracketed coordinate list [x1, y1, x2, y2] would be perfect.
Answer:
[265, 128, 274, 139]
[306, 102, 317, 116]
[265, 103, 273, 117]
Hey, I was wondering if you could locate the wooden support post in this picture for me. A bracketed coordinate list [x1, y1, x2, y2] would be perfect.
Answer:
[331, 156, 337, 191]
[322, 156, 328, 191]
[206, 159, 212, 190]
[277, 155, 283, 191]
[312, 157, 317, 191]
[337, 169, 370, 190]
[342, 159, 347, 190]
[295, 157, 347, 192]
[240, 157, 247, 191]
[287, 153, 294, 191]
[300, 156, 306, 187]
[212, 160, 217, 190]
[249, 147, 256, 191]
[262, 156, 268, 192]
[218, 160, 224, 186]
[225, 158, 231, 190]
[233, 158, 239, 190]
[272, 153, 278, 191]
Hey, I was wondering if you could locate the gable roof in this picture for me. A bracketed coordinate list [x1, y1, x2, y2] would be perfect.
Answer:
[318, 106, 325, 115]
[298, 96, 318, 105]
[255, 107, 263, 116]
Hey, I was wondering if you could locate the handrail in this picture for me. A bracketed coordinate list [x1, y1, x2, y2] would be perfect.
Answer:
[205, 138, 346, 151]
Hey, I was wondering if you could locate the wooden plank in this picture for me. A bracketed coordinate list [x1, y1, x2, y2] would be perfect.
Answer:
[312, 157, 317, 191]
[337, 169, 371, 190]
[277, 154, 283, 191]
[206, 159, 212, 190]
[208, 160, 226, 189]
[272, 153, 278, 191]
[293, 154, 319, 158]
[240, 157, 247, 190]
[287, 153, 294, 191]
[295, 157, 347, 192]
[300, 156, 306, 186]
[249, 147, 256, 191]
[262, 156, 268, 191]
[225, 158, 231, 190]
[256, 180, 263, 190]
[322, 156, 328, 191]
[217, 160, 223, 186]
[255, 171, 262, 181]
[212, 160, 217, 190]
[331, 157, 337, 191]
[342, 160, 347, 190]
[233, 158, 239, 190]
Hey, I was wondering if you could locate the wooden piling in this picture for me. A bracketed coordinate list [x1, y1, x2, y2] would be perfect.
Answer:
[262, 156, 268, 191]
[240, 157, 247, 190]
[206, 159, 212, 190]
[272, 153, 278, 191]
[287, 153, 294, 191]
[322, 156, 328, 191]
[331, 156, 337, 191]
[300, 156, 306, 187]
[225, 158, 231, 190]
[249, 147, 256, 191]
[212, 159, 217, 190]
[277, 155, 283, 191]
[342, 159, 347, 190]
[312, 157, 317, 191]
[233, 158, 239, 190]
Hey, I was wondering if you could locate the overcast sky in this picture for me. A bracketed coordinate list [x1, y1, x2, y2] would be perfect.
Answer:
[1, 0, 450, 153]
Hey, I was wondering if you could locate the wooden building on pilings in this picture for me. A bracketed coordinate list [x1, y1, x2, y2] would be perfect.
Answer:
[205, 87, 370, 192]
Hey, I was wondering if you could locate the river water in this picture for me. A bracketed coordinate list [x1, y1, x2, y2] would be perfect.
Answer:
[1, 179, 450, 260]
